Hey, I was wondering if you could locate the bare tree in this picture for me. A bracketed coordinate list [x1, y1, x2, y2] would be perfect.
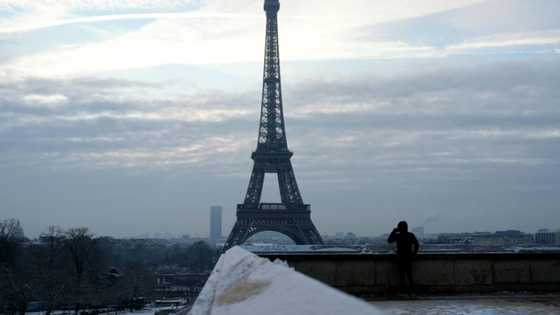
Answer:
[0, 219, 24, 239]
[0, 218, 28, 315]
[65, 227, 96, 314]
[37, 226, 68, 315]
[186, 241, 215, 273]
[66, 228, 95, 280]
[0, 219, 25, 268]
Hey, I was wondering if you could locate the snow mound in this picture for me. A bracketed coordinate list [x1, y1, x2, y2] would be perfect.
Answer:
[189, 246, 384, 315]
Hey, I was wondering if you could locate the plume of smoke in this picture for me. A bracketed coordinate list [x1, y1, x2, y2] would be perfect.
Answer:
[422, 213, 442, 227]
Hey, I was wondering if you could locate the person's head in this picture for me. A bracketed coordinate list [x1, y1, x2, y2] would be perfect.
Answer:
[397, 221, 408, 232]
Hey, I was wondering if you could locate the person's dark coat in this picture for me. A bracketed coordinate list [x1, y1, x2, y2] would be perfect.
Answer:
[387, 221, 419, 258]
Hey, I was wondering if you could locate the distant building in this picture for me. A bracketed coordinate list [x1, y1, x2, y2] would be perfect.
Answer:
[209, 206, 222, 246]
[492, 230, 532, 244]
[495, 230, 523, 238]
[345, 232, 357, 240]
[436, 230, 533, 245]
[535, 229, 556, 245]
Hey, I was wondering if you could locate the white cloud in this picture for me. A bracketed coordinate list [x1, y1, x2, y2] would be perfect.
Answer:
[448, 30, 560, 51]
[0, 0, 482, 34]
[0, 2, 69, 34]
[2, 16, 442, 78]
[62, 136, 248, 169]
[526, 129, 560, 140]
[0, 0, 197, 12]
[22, 93, 68, 108]
[6, 1, 553, 78]
[0, 0, 485, 77]
[0, 11, 260, 34]
[53, 108, 251, 123]
[2, 17, 261, 77]
[16, 24, 552, 79]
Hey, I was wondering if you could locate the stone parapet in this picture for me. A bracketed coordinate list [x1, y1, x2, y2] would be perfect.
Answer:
[259, 252, 560, 298]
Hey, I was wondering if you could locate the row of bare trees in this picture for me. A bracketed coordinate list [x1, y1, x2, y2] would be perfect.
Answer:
[0, 219, 217, 315]
[0, 219, 27, 314]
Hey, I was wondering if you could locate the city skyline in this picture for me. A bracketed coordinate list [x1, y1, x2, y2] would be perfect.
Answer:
[1, 0, 559, 238]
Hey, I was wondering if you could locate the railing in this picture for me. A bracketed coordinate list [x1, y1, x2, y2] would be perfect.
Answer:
[259, 203, 287, 210]
[237, 203, 310, 211]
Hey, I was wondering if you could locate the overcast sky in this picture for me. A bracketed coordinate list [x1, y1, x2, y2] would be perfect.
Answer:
[1, 0, 559, 238]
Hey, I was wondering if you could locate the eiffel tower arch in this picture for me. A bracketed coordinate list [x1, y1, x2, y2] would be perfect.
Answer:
[224, 0, 323, 250]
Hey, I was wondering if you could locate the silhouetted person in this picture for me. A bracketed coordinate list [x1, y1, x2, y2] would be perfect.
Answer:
[387, 221, 419, 296]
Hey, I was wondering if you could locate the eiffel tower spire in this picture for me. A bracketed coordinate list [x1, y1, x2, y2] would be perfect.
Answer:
[257, 0, 286, 151]
[224, 0, 323, 250]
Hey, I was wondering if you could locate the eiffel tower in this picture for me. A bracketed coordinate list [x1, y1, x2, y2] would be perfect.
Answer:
[224, 0, 323, 250]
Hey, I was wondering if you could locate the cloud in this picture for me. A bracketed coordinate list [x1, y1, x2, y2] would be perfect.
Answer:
[0, 0, 481, 34]
[1, 0, 560, 235]
[0, 0, 489, 78]
[362, 0, 560, 46]
[23, 94, 68, 108]
[0, 11, 260, 34]
[447, 31, 560, 51]
[1, 57, 558, 177]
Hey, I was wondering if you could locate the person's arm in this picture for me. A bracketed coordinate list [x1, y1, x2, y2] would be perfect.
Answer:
[387, 229, 398, 243]
[412, 233, 420, 254]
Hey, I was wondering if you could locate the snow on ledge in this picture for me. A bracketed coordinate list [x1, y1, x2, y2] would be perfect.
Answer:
[189, 246, 384, 315]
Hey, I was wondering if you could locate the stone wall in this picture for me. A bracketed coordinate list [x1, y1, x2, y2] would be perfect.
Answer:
[259, 252, 560, 298]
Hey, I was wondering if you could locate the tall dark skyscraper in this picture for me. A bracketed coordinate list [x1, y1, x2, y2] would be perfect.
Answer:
[224, 0, 323, 250]
[210, 206, 222, 245]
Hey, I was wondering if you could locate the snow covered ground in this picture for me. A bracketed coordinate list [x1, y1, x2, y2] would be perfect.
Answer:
[188, 246, 382, 315]
[90, 297, 560, 315]
[373, 298, 560, 315]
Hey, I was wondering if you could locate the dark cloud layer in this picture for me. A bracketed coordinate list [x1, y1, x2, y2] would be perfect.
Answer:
[360, 0, 560, 47]
[0, 56, 559, 237]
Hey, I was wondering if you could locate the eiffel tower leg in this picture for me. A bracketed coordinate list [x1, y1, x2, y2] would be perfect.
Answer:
[301, 220, 323, 244]
[223, 221, 251, 251]
[277, 165, 303, 205]
[280, 216, 319, 245]
[243, 165, 265, 205]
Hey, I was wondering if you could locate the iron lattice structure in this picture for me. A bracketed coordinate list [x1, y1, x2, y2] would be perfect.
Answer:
[224, 0, 323, 250]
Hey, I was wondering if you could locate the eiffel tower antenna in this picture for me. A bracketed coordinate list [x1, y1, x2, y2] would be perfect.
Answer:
[224, 0, 323, 250]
